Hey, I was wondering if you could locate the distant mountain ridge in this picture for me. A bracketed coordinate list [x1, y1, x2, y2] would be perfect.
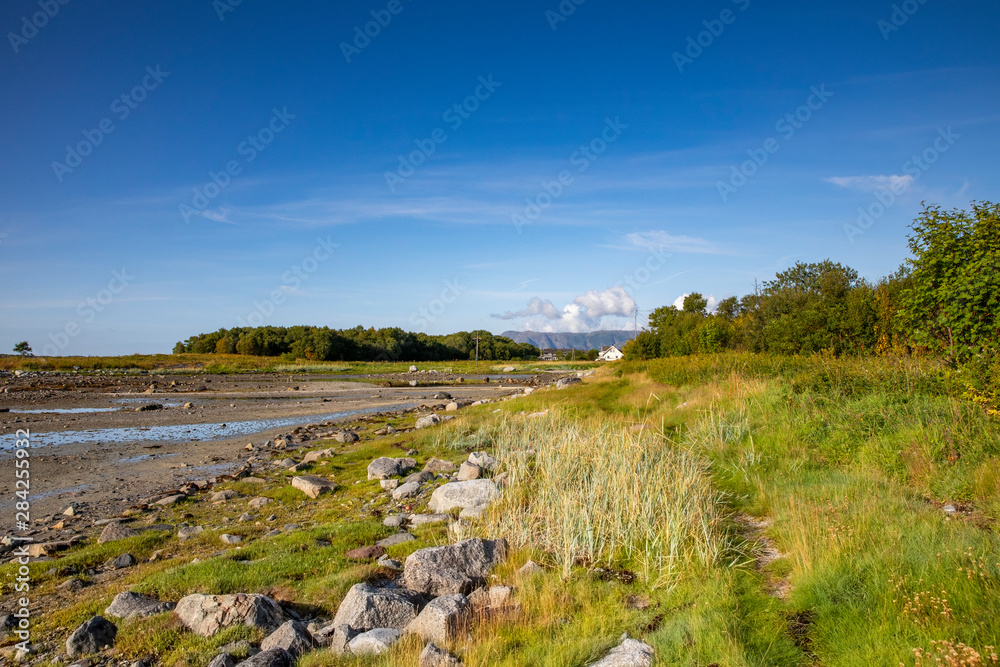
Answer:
[500, 330, 636, 351]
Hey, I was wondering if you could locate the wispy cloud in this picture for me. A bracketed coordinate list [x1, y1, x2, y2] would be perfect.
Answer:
[824, 174, 914, 193]
[625, 231, 722, 254]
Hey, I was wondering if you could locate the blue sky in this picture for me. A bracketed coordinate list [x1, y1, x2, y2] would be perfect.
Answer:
[1, 0, 998, 355]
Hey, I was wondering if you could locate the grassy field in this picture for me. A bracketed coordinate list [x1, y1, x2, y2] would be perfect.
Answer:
[0, 353, 597, 375]
[3, 352, 998, 666]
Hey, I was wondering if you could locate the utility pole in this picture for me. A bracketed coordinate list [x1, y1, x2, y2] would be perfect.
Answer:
[473, 336, 482, 365]
[634, 307, 638, 337]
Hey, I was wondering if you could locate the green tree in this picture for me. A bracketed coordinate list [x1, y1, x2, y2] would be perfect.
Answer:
[13, 341, 31, 356]
[902, 202, 1000, 361]
[682, 292, 709, 315]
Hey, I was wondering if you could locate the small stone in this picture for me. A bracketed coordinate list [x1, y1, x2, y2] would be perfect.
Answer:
[248, 497, 271, 509]
[66, 616, 117, 657]
[375, 532, 416, 548]
[423, 458, 458, 473]
[377, 555, 403, 570]
[98, 522, 138, 544]
[383, 515, 406, 528]
[259, 620, 314, 658]
[415, 414, 441, 429]
[334, 431, 359, 443]
[409, 513, 449, 526]
[468, 451, 498, 471]
[445, 402, 459, 412]
[291, 475, 336, 498]
[392, 481, 421, 500]
[419, 641, 463, 666]
[105, 592, 175, 619]
[155, 494, 186, 506]
[457, 462, 481, 481]
[178, 525, 204, 541]
[346, 545, 386, 560]
[518, 560, 545, 577]
[220, 534, 243, 545]
[380, 479, 399, 491]
[348, 628, 401, 656]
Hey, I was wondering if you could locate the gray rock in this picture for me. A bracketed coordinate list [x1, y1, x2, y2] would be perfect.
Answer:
[66, 616, 117, 657]
[468, 451, 498, 471]
[423, 458, 458, 473]
[383, 515, 406, 528]
[220, 534, 243, 545]
[445, 402, 459, 412]
[457, 462, 481, 481]
[156, 494, 186, 506]
[348, 628, 401, 656]
[313, 623, 357, 654]
[467, 585, 514, 614]
[105, 592, 174, 619]
[518, 560, 545, 577]
[403, 538, 508, 596]
[174, 594, 286, 637]
[428, 480, 499, 513]
[380, 479, 399, 491]
[586, 635, 654, 667]
[235, 648, 293, 667]
[0, 614, 15, 631]
[211, 490, 239, 502]
[208, 655, 236, 667]
[178, 525, 205, 541]
[376, 532, 416, 548]
[415, 414, 441, 429]
[218, 639, 257, 659]
[331, 583, 424, 632]
[106, 553, 137, 569]
[556, 377, 582, 390]
[259, 620, 314, 658]
[291, 475, 335, 498]
[420, 641, 463, 666]
[377, 555, 403, 570]
[248, 497, 271, 509]
[459, 505, 487, 520]
[367, 457, 417, 480]
[392, 481, 422, 500]
[334, 430, 359, 443]
[97, 522, 138, 544]
[404, 470, 436, 485]
[409, 365, 419, 372]
[405, 594, 470, 644]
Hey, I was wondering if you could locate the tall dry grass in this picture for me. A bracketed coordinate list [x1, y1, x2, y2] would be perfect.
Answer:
[479, 413, 725, 589]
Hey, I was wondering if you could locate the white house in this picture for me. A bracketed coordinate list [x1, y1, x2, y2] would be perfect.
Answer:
[598, 345, 624, 361]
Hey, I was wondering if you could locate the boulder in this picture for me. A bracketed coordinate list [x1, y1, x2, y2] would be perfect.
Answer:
[468, 451, 498, 471]
[405, 594, 470, 644]
[290, 475, 335, 499]
[211, 490, 238, 502]
[375, 533, 415, 548]
[403, 538, 508, 596]
[248, 497, 271, 509]
[467, 585, 514, 614]
[331, 583, 424, 631]
[106, 553, 137, 569]
[235, 648, 293, 667]
[445, 402, 459, 412]
[415, 414, 442, 430]
[367, 457, 417, 480]
[420, 641, 462, 666]
[503, 366, 515, 373]
[97, 522, 138, 544]
[585, 635, 654, 667]
[409, 365, 419, 372]
[428, 480, 499, 513]
[556, 377, 582, 390]
[156, 494, 186, 506]
[178, 525, 204, 541]
[105, 592, 174, 619]
[301, 449, 333, 464]
[348, 628, 401, 656]
[457, 462, 481, 481]
[518, 560, 545, 577]
[404, 470, 436, 486]
[208, 654, 236, 667]
[383, 515, 406, 528]
[377, 555, 403, 570]
[66, 616, 117, 657]
[174, 594, 286, 637]
[423, 458, 458, 473]
[391, 481, 421, 500]
[315, 623, 356, 655]
[334, 430, 359, 443]
[259, 620, 314, 658]
[220, 534, 243, 545]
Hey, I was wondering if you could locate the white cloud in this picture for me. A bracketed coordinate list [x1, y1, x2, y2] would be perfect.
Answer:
[824, 175, 914, 193]
[672, 293, 719, 313]
[626, 231, 719, 254]
[492, 287, 636, 333]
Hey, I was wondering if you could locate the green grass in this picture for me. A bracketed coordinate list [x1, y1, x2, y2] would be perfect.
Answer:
[6, 352, 1000, 666]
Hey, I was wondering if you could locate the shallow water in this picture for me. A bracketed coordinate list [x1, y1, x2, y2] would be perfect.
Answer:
[9, 407, 122, 414]
[0, 404, 413, 452]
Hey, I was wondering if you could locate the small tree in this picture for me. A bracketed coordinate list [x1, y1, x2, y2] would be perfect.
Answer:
[13, 341, 31, 356]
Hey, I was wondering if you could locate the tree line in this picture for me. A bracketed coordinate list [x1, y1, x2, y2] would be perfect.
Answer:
[624, 202, 999, 412]
[173, 326, 540, 362]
